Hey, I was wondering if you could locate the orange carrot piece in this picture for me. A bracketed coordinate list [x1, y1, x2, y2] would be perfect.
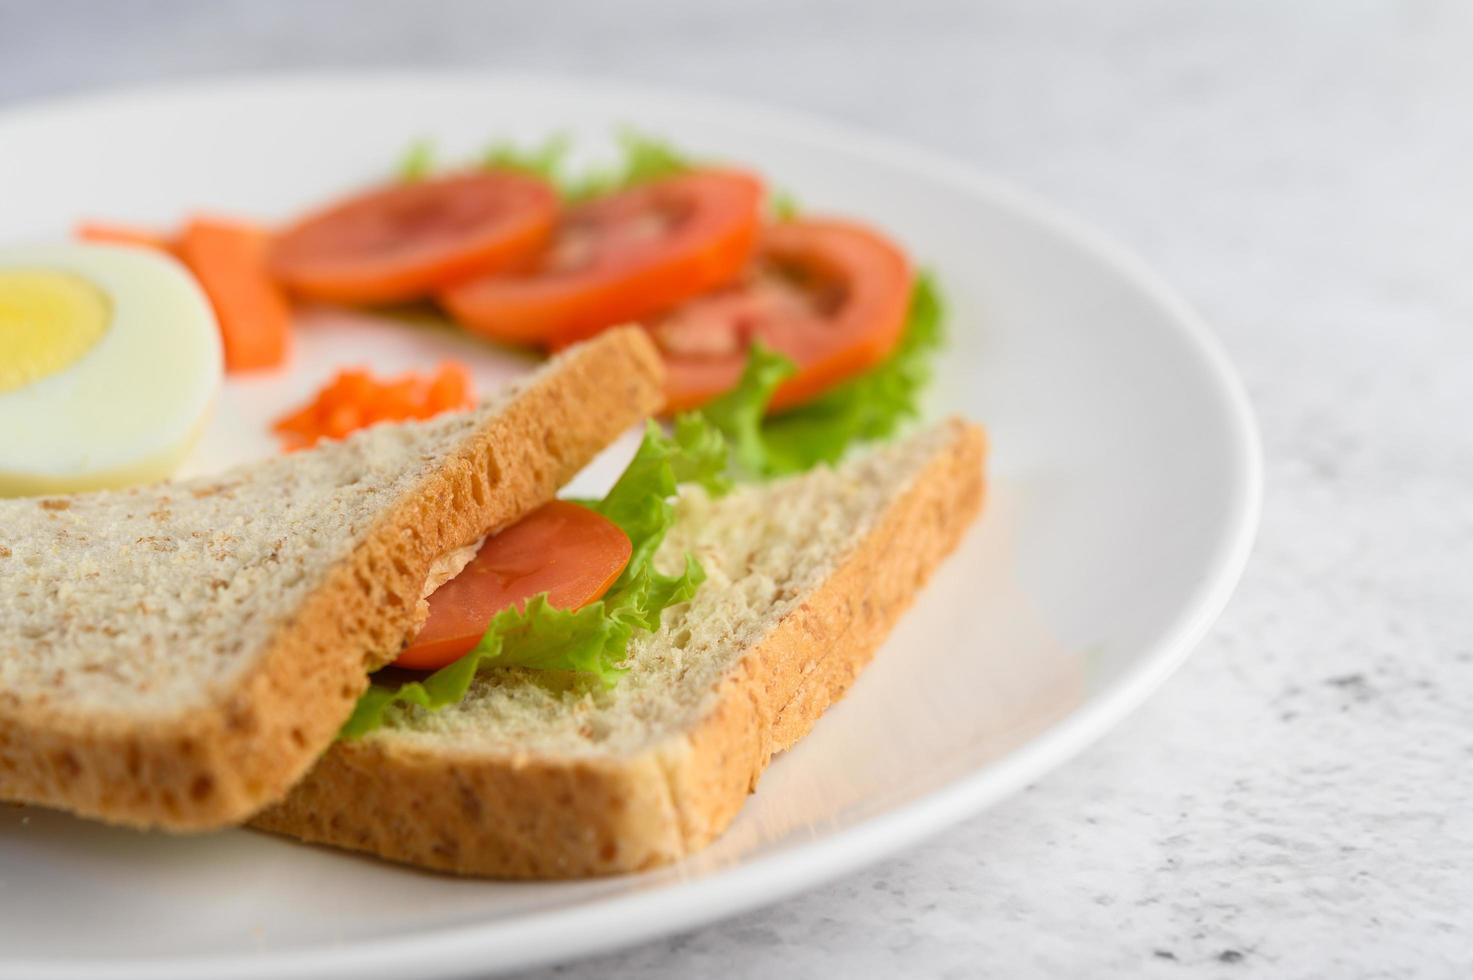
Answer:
[178, 216, 292, 373]
[76, 221, 178, 254]
[427, 362, 473, 412]
[326, 405, 360, 439]
[271, 403, 320, 438]
[329, 370, 374, 408]
[269, 362, 477, 451]
[375, 377, 420, 423]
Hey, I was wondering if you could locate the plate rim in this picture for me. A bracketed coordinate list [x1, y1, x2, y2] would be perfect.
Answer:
[0, 68, 1263, 980]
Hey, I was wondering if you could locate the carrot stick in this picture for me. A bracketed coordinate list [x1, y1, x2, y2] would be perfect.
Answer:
[178, 216, 292, 372]
[75, 221, 178, 255]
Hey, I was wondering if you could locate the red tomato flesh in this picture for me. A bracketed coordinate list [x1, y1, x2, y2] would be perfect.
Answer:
[393, 500, 632, 671]
[653, 218, 914, 413]
[439, 170, 763, 347]
[271, 171, 558, 305]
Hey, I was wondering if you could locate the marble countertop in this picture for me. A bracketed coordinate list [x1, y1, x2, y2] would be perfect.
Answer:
[5, 2, 1471, 976]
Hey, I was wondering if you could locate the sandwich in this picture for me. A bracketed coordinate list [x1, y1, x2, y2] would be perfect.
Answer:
[255, 416, 982, 876]
[0, 328, 984, 875]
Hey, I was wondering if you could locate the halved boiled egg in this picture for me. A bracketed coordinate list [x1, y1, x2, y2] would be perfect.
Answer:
[0, 243, 222, 496]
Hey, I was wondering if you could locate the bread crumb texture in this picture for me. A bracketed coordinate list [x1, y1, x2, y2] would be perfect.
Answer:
[255, 418, 986, 877]
[0, 328, 664, 830]
[6, 412, 485, 710]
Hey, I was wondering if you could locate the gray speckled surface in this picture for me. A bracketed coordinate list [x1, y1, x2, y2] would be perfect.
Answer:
[5, 1, 1472, 976]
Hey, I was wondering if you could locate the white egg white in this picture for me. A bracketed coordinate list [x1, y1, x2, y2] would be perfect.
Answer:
[0, 243, 223, 495]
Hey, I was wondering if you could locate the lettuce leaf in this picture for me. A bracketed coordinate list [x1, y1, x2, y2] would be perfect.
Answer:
[698, 343, 797, 478]
[473, 129, 694, 201]
[770, 189, 801, 221]
[701, 272, 945, 477]
[340, 559, 704, 738]
[341, 413, 723, 738]
[396, 139, 436, 182]
[563, 129, 693, 201]
[480, 134, 571, 185]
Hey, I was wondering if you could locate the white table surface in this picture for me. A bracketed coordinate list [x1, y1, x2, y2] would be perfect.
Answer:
[5, 2, 1471, 976]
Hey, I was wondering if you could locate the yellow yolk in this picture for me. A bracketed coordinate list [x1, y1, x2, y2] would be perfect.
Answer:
[0, 270, 111, 393]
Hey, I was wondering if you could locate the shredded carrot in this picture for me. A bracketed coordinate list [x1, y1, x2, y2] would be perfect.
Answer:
[179, 216, 292, 373]
[427, 361, 473, 412]
[271, 362, 477, 451]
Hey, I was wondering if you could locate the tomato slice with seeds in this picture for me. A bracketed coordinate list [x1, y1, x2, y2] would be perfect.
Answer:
[270, 171, 558, 305]
[439, 170, 763, 347]
[653, 218, 914, 413]
[393, 500, 631, 671]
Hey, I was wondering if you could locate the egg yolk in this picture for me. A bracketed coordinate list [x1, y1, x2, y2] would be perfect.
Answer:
[0, 269, 111, 393]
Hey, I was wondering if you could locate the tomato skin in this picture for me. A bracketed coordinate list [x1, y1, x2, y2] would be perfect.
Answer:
[271, 171, 558, 305]
[438, 170, 763, 347]
[393, 500, 631, 671]
[655, 218, 914, 413]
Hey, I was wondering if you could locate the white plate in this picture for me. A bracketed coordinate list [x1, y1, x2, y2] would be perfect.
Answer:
[0, 73, 1261, 980]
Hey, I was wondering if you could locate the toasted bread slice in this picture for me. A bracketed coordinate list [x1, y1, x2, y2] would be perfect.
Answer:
[0, 328, 663, 831]
[253, 419, 986, 876]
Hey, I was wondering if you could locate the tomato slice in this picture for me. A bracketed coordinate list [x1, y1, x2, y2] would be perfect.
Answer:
[652, 218, 914, 413]
[438, 170, 763, 347]
[270, 171, 558, 305]
[393, 500, 631, 671]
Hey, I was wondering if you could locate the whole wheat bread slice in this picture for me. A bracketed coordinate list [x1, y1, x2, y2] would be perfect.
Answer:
[0, 328, 663, 831]
[253, 418, 986, 876]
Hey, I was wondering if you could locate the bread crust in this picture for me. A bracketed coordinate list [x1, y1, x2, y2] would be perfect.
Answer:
[252, 419, 986, 876]
[0, 328, 664, 831]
